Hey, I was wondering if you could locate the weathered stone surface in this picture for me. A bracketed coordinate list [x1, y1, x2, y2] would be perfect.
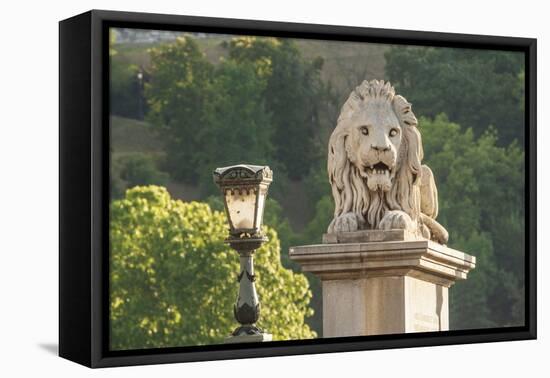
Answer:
[326, 79, 448, 244]
[323, 229, 419, 244]
[322, 276, 449, 336]
[289, 239, 475, 337]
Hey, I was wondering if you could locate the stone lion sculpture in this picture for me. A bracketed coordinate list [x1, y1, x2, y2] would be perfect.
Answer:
[327, 79, 448, 244]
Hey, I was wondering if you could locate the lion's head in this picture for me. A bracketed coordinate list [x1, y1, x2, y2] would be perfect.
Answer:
[328, 80, 423, 232]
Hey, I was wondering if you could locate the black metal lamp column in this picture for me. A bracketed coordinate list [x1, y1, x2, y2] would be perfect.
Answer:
[213, 164, 273, 343]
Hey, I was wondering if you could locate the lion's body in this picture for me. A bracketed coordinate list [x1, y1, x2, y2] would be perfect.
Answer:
[327, 80, 448, 244]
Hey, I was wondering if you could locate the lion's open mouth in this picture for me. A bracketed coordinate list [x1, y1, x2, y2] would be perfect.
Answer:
[365, 162, 391, 175]
[362, 161, 394, 192]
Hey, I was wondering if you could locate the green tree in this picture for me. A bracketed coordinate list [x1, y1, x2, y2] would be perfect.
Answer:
[302, 158, 333, 220]
[226, 37, 327, 179]
[110, 60, 144, 119]
[195, 60, 274, 195]
[420, 114, 525, 328]
[145, 36, 214, 182]
[110, 154, 168, 199]
[145, 37, 274, 193]
[110, 186, 316, 350]
[119, 154, 168, 187]
[385, 47, 525, 145]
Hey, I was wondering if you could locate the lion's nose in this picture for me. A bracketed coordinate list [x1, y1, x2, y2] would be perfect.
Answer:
[371, 144, 391, 152]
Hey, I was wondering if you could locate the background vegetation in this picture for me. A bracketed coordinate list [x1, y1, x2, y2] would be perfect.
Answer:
[111, 186, 315, 349]
[109, 29, 526, 348]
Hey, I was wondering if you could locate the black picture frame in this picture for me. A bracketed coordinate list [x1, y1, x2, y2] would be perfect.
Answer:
[59, 9, 537, 368]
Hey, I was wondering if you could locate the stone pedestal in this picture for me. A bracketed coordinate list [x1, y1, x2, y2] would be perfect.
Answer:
[289, 230, 476, 337]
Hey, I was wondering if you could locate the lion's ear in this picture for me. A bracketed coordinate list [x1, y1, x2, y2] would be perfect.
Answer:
[393, 95, 417, 127]
[338, 91, 361, 123]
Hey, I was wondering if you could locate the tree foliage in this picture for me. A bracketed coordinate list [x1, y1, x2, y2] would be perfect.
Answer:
[145, 37, 215, 182]
[420, 114, 524, 328]
[110, 186, 316, 350]
[110, 154, 168, 199]
[226, 37, 326, 179]
[385, 47, 525, 145]
[197, 60, 274, 194]
[144, 36, 328, 188]
[111, 36, 527, 336]
[110, 60, 146, 119]
[145, 37, 275, 192]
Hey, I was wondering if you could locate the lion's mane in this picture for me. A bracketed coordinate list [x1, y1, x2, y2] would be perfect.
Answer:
[328, 80, 424, 230]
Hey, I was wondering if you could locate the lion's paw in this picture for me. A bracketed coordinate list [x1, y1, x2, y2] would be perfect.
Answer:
[328, 212, 364, 233]
[379, 210, 414, 231]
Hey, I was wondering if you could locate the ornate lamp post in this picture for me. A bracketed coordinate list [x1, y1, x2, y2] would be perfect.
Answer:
[213, 164, 273, 343]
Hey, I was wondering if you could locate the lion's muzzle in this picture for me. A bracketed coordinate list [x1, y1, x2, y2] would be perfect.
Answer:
[361, 160, 395, 192]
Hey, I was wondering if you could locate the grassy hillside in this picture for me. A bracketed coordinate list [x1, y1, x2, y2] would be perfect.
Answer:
[111, 116, 202, 201]
[110, 115, 164, 154]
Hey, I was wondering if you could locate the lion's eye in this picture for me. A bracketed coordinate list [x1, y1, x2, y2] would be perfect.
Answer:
[389, 128, 399, 137]
[360, 127, 369, 135]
